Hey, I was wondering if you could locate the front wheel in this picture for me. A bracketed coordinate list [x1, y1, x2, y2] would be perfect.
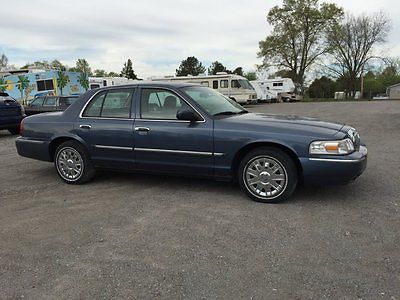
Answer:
[238, 147, 298, 203]
[54, 141, 96, 184]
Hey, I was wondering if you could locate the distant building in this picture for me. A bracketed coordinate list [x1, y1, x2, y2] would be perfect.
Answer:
[387, 83, 400, 100]
[0, 69, 87, 103]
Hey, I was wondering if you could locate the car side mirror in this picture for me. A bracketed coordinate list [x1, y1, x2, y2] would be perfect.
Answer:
[176, 108, 201, 122]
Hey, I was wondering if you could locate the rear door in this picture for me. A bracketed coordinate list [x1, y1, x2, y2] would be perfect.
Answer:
[74, 88, 135, 170]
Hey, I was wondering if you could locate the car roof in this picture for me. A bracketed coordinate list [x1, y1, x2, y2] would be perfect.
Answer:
[94, 81, 199, 91]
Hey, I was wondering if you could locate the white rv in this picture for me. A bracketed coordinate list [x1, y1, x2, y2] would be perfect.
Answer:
[150, 73, 257, 105]
[251, 78, 301, 102]
[89, 77, 135, 90]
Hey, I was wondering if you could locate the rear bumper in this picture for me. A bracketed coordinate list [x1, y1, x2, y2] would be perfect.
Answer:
[15, 137, 52, 162]
[300, 145, 368, 185]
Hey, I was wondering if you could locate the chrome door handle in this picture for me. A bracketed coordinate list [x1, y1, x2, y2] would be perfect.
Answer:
[135, 127, 150, 132]
[80, 124, 92, 129]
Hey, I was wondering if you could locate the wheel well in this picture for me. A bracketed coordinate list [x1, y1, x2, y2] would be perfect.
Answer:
[49, 137, 81, 161]
[231, 142, 303, 181]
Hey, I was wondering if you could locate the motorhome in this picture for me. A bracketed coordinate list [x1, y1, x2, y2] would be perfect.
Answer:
[150, 73, 257, 105]
[251, 78, 301, 102]
[89, 77, 136, 90]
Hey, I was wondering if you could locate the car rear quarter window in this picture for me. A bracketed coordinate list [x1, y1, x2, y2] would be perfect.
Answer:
[82, 89, 133, 118]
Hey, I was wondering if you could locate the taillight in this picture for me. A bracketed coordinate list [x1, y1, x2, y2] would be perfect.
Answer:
[19, 119, 24, 136]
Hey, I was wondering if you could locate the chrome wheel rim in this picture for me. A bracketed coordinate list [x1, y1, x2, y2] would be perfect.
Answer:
[56, 147, 84, 181]
[244, 156, 287, 200]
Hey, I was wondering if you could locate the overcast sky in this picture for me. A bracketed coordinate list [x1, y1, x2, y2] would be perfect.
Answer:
[1, 0, 399, 78]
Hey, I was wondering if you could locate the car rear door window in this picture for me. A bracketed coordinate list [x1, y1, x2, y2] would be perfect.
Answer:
[82, 89, 133, 119]
[44, 97, 57, 106]
[30, 97, 45, 107]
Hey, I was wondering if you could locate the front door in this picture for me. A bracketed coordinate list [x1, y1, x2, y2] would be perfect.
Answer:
[134, 87, 214, 176]
[74, 88, 135, 170]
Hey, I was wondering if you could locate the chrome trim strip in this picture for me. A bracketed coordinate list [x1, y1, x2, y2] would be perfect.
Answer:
[93, 145, 133, 151]
[18, 138, 45, 145]
[134, 147, 225, 157]
[309, 157, 366, 163]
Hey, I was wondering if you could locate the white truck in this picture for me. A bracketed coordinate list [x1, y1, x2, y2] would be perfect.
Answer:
[251, 78, 301, 102]
[88, 77, 136, 90]
[150, 73, 258, 105]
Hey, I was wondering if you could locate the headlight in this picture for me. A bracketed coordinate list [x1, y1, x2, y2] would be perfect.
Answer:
[309, 138, 355, 155]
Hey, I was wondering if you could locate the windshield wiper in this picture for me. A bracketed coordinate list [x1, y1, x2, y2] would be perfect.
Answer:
[213, 110, 248, 116]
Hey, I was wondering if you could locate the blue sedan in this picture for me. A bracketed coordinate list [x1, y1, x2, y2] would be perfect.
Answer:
[15, 82, 367, 203]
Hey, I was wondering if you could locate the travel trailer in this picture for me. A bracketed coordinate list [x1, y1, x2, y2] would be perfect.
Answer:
[89, 77, 136, 90]
[0, 69, 86, 104]
[150, 73, 257, 105]
[250, 78, 301, 102]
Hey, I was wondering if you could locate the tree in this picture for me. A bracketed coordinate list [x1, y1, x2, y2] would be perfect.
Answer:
[77, 73, 89, 91]
[72, 59, 92, 75]
[176, 56, 206, 76]
[0, 77, 7, 92]
[93, 69, 107, 77]
[51, 60, 66, 71]
[244, 72, 257, 81]
[17, 75, 30, 103]
[308, 76, 336, 98]
[121, 59, 138, 80]
[208, 61, 227, 75]
[232, 67, 244, 76]
[326, 13, 390, 97]
[0, 54, 8, 70]
[57, 70, 69, 95]
[107, 71, 120, 77]
[258, 0, 343, 85]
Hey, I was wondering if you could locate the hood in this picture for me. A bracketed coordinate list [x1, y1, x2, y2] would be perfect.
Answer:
[216, 112, 345, 138]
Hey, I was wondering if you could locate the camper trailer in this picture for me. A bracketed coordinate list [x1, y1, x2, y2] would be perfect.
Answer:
[251, 78, 301, 102]
[89, 77, 136, 90]
[150, 73, 257, 105]
[0, 69, 86, 104]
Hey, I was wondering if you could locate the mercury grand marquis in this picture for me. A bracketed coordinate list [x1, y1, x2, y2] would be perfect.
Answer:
[15, 82, 367, 203]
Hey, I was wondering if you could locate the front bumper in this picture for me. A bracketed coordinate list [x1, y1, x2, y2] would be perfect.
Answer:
[300, 145, 368, 185]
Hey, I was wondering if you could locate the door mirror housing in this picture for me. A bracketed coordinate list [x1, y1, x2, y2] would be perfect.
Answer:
[176, 108, 201, 122]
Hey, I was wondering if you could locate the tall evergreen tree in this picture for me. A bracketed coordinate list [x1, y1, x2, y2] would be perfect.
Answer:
[176, 56, 206, 76]
[121, 59, 138, 80]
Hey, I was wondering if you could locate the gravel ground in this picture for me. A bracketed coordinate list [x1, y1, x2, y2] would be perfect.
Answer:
[0, 101, 399, 299]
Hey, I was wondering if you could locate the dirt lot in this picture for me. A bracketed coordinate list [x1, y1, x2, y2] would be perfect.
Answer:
[0, 101, 399, 299]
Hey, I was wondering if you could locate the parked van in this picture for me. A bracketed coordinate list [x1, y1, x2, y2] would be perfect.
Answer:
[89, 77, 135, 90]
[251, 78, 302, 102]
[150, 73, 257, 105]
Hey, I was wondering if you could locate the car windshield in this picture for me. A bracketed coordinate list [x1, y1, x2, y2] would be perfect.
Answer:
[181, 86, 247, 116]
[238, 79, 254, 90]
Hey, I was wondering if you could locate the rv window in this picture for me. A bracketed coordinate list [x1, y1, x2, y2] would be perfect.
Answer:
[200, 81, 209, 87]
[220, 80, 228, 88]
[90, 84, 101, 89]
[36, 79, 54, 91]
[213, 80, 218, 89]
[231, 80, 240, 88]
[273, 82, 283, 87]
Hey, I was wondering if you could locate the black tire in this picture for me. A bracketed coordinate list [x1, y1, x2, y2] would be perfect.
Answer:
[238, 147, 298, 203]
[8, 127, 19, 135]
[54, 141, 95, 184]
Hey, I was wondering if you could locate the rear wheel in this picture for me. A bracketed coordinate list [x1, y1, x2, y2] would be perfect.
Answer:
[54, 141, 95, 184]
[238, 147, 298, 203]
[8, 127, 19, 135]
